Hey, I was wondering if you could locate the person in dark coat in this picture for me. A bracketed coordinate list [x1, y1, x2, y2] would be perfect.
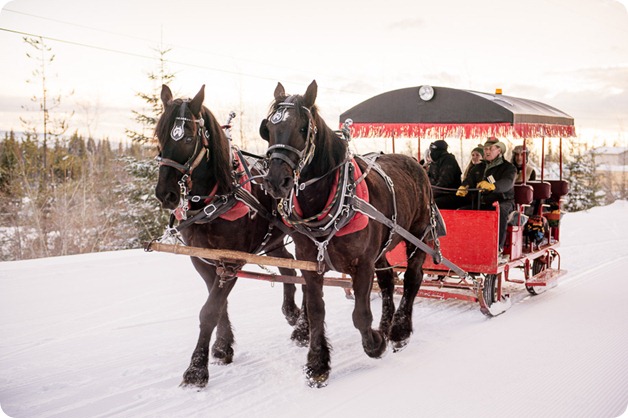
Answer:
[427, 140, 462, 209]
[456, 137, 516, 254]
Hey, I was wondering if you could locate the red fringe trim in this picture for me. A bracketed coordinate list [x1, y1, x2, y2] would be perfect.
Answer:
[347, 123, 576, 139]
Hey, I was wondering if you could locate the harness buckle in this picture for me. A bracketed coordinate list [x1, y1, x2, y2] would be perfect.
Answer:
[204, 203, 219, 217]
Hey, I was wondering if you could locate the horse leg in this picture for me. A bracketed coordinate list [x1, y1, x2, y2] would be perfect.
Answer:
[181, 263, 237, 388]
[352, 266, 387, 359]
[291, 295, 309, 346]
[267, 246, 301, 326]
[211, 303, 234, 365]
[302, 272, 331, 388]
[267, 246, 310, 345]
[389, 247, 426, 352]
[375, 260, 396, 335]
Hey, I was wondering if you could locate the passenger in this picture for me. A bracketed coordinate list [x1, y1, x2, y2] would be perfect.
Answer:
[462, 144, 484, 182]
[457, 137, 516, 254]
[456, 154, 487, 209]
[512, 145, 537, 183]
[419, 147, 432, 172]
[427, 140, 462, 209]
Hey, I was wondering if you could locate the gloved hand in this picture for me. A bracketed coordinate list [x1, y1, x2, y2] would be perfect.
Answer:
[477, 180, 496, 192]
[456, 185, 468, 197]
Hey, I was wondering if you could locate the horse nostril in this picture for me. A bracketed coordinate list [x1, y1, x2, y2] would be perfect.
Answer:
[165, 192, 179, 205]
[280, 176, 292, 190]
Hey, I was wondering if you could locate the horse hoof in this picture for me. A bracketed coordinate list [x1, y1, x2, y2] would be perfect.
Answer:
[282, 306, 300, 327]
[211, 347, 234, 365]
[364, 331, 387, 359]
[291, 329, 310, 347]
[391, 338, 409, 353]
[304, 366, 329, 388]
[211, 356, 232, 365]
[180, 367, 208, 389]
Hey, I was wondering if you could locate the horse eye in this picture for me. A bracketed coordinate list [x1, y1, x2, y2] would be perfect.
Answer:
[184, 137, 193, 143]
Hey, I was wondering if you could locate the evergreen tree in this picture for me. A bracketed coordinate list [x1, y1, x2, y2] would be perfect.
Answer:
[126, 46, 175, 145]
[113, 156, 169, 248]
[564, 143, 603, 211]
[20, 36, 74, 174]
[0, 131, 20, 196]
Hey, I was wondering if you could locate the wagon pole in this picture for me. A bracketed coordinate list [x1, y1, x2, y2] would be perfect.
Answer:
[146, 241, 319, 272]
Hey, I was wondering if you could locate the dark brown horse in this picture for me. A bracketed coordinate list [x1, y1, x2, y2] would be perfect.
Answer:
[260, 81, 433, 387]
[155, 85, 306, 388]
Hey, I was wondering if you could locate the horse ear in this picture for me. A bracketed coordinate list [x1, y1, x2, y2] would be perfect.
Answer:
[274, 82, 285, 100]
[190, 85, 205, 115]
[161, 84, 173, 107]
[259, 119, 270, 141]
[303, 80, 317, 108]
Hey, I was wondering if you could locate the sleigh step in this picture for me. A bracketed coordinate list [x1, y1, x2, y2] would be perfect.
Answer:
[525, 268, 566, 287]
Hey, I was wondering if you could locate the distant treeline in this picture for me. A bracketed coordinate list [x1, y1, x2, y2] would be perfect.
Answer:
[0, 130, 168, 261]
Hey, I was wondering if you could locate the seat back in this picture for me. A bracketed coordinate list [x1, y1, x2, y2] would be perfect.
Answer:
[514, 184, 534, 205]
[548, 180, 569, 198]
[528, 181, 551, 200]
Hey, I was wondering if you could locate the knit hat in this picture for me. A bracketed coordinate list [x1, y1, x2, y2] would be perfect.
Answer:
[430, 140, 448, 150]
[484, 137, 506, 155]
[471, 144, 484, 157]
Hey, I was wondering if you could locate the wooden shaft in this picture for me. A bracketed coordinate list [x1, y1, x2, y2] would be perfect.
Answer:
[147, 242, 319, 271]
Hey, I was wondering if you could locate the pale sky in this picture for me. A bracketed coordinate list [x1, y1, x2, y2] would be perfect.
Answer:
[1, 0, 627, 148]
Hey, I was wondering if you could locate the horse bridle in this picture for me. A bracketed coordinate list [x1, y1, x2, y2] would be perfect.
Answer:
[265, 99, 317, 185]
[156, 100, 211, 177]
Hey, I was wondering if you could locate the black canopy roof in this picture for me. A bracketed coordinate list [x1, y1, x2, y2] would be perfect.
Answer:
[339, 86, 575, 139]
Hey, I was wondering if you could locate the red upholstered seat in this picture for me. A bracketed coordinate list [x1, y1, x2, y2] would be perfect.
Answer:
[528, 181, 551, 200]
[548, 180, 569, 197]
[514, 184, 534, 205]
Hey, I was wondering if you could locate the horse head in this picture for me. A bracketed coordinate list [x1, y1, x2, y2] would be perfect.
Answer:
[154, 85, 231, 210]
[260, 80, 320, 199]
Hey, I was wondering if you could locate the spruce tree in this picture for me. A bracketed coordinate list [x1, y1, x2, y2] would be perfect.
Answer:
[564, 143, 603, 211]
[126, 46, 175, 144]
[20, 36, 74, 175]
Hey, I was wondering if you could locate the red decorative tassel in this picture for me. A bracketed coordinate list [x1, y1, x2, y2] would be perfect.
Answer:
[345, 123, 575, 139]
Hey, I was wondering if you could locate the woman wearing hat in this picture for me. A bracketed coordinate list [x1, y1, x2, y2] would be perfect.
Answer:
[462, 144, 484, 182]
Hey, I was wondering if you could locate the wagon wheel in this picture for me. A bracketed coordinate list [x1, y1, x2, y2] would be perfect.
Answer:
[479, 273, 511, 317]
[526, 253, 554, 295]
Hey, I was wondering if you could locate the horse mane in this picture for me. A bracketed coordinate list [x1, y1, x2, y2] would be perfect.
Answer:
[269, 94, 347, 177]
[155, 98, 232, 193]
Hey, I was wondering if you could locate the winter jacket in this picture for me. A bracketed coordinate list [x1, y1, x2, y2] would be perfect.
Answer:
[477, 156, 517, 205]
[462, 162, 486, 187]
[428, 151, 462, 197]
[514, 162, 537, 183]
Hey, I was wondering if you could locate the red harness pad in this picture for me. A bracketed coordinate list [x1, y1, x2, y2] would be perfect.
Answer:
[174, 152, 250, 222]
[217, 153, 250, 221]
[291, 159, 369, 237]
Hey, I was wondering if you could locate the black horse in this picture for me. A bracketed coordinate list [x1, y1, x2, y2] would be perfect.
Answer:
[155, 85, 307, 388]
[260, 81, 434, 387]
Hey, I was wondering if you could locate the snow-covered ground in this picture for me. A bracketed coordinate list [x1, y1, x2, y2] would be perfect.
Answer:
[1, 201, 627, 418]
